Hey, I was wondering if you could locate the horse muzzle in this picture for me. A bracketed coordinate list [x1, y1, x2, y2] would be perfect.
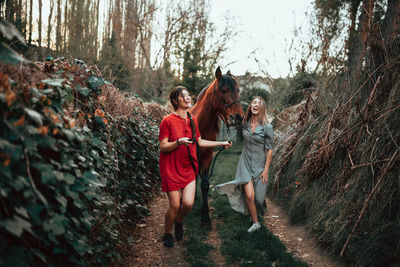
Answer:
[227, 113, 243, 127]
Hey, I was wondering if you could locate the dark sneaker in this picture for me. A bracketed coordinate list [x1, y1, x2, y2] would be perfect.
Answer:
[175, 220, 184, 240]
[163, 233, 174, 247]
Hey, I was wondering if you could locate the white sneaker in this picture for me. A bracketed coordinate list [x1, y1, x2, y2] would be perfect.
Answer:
[247, 222, 261, 233]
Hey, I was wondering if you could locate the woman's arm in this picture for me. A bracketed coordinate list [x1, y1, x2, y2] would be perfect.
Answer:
[198, 137, 231, 148]
[160, 137, 181, 153]
[160, 137, 202, 153]
[260, 149, 273, 184]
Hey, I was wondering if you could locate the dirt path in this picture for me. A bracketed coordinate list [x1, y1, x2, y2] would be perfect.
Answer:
[124, 194, 346, 266]
[265, 198, 346, 267]
[123, 193, 188, 267]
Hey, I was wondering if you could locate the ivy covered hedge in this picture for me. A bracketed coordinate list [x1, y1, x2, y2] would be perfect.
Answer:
[0, 59, 166, 266]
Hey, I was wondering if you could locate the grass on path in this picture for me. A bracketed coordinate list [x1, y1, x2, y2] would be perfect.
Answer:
[184, 141, 308, 266]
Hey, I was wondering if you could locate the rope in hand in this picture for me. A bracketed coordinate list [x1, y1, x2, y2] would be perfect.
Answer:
[200, 127, 232, 180]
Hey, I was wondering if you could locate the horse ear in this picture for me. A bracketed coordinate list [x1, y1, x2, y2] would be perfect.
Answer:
[226, 70, 231, 76]
[215, 66, 222, 81]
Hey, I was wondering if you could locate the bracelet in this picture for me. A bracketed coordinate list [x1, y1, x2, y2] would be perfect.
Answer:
[176, 139, 180, 145]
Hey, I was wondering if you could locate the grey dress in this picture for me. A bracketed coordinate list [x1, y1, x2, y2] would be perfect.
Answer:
[216, 122, 274, 216]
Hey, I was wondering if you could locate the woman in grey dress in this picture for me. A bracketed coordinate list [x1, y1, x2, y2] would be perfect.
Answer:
[216, 96, 273, 233]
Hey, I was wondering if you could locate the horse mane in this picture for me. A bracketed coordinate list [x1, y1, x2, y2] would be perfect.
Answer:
[195, 74, 238, 103]
[196, 80, 214, 103]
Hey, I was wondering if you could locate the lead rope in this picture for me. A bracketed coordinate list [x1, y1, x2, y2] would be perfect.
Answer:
[186, 112, 231, 180]
[186, 112, 200, 177]
[207, 126, 231, 179]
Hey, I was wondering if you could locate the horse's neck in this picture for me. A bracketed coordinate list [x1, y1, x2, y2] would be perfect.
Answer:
[197, 108, 220, 140]
[191, 82, 220, 141]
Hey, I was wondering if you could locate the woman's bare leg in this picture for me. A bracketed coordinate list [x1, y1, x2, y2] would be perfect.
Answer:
[165, 180, 196, 233]
[243, 181, 258, 223]
[176, 180, 196, 222]
[165, 190, 181, 234]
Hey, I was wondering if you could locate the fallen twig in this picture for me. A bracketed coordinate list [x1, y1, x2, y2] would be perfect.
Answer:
[350, 158, 391, 169]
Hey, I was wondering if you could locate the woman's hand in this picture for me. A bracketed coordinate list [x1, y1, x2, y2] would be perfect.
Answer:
[177, 137, 193, 146]
[260, 170, 269, 185]
[221, 141, 232, 149]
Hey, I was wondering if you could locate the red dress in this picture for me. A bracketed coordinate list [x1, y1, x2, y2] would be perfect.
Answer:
[159, 113, 201, 192]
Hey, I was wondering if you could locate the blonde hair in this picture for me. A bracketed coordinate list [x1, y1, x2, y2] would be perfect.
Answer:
[243, 96, 268, 125]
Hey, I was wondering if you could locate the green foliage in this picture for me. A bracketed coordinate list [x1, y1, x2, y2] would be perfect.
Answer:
[0, 60, 160, 265]
[0, 19, 26, 45]
[0, 19, 28, 65]
[270, 72, 318, 113]
[240, 87, 271, 110]
[180, 39, 214, 96]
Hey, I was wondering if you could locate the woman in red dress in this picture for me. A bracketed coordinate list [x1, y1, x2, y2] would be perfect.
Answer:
[159, 86, 231, 247]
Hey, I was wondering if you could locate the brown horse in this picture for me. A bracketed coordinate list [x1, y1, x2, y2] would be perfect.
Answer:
[190, 66, 244, 228]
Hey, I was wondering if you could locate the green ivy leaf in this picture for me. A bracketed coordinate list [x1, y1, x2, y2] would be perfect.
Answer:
[30, 87, 44, 98]
[90, 136, 104, 148]
[0, 42, 28, 64]
[77, 85, 90, 96]
[63, 173, 76, 185]
[62, 129, 75, 140]
[55, 194, 68, 213]
[87, 75, 104, 95]
[73, 240, 92, 256]
[15, 206, 29, 219]
[42, 78, 65, 87]
[43, 214, 66, 235]
[0, 19, 26, 44]
[24, 108, 43, 126]
[83, 170, 104, 187]
[3, 215, 32, 237]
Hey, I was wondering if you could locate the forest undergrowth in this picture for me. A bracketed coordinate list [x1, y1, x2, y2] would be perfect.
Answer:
[0, 57, 169, 266]
[269, 62, 400, 266]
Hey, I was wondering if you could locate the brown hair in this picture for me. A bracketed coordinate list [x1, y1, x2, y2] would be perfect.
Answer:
[243, 96, 269, 125]
[169, 86, 187, 110]
[169, 86, 196, 138]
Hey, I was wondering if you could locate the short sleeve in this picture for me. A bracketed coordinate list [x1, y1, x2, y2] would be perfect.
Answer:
[159, 117, 170, 141]
[264, 124, 274, 150]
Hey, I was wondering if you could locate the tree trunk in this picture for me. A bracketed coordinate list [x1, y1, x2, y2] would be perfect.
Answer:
[63, 0, 67, 52]
[94, 0, 100, 58]
[47, 0, 54, 49]
[16, 0, 21, 20]
[5, 0, 14, 23]
[368, 0, 400, 103]
[123, 0, 138, 69]
[381, 0, 400, 57]
[28, 0, 33, 45]
[55, 0, 61, 51]
[346, 0, 374, 69]
[38, 0, 42, 48]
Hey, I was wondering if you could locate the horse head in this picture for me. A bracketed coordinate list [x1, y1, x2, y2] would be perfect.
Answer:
[213, 67, 244, 127]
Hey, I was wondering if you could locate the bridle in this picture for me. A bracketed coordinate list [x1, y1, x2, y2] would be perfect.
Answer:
[212, 87, 241, 129]
[213, 89, 241, 108]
